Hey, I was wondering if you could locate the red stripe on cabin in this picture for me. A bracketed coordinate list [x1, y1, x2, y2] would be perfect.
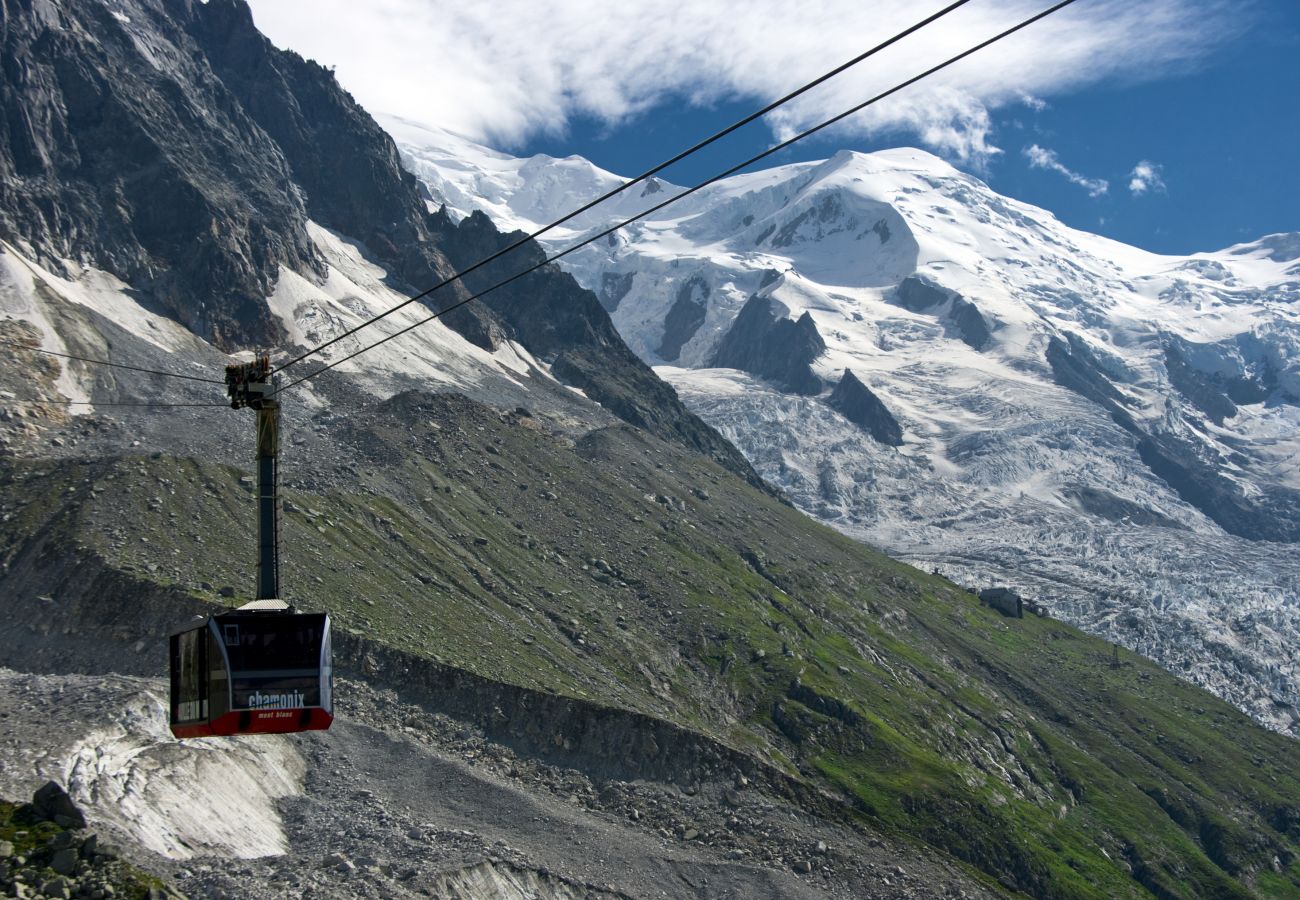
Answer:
[170, 708, 333, 739]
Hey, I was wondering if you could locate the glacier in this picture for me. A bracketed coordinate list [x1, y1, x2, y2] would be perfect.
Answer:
[382, 114, 1300, 735]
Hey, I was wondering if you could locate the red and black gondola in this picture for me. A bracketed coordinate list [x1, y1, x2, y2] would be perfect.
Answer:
[169, 602, 333, 738]
[169, 358, 334, 739]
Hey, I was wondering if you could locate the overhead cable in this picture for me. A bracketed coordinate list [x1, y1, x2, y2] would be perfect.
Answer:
[274, 0, 977, 373]
[1, 398, 226, 408]
[278, 0, 1081, 394]
[0, 340, 224, 384]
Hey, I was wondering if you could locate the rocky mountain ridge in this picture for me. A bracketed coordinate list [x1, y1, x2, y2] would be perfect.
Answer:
[0, 0, 758, 487]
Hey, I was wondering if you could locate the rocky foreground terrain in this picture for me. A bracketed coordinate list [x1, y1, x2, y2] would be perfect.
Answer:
[0, 389, 1298, 898]
[0, 669, 984, 899]
[0, 779, 176, 900]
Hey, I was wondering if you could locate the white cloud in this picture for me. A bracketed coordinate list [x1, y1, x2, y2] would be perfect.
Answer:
[1024, 144, 1109, 197]
[244, 0, 1246, 166]
[1020, 93, 1049, 112]
[1129, 160, 1167, 195]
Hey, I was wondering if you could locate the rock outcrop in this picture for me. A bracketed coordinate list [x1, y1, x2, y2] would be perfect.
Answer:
[893, 276, 992, 350]
[656, 276, 709, 362]
[599, 271, 635, 312]
[711, 295, 824, 395]
[0, 0, 320, 347]
[894, 275, 949, 313]
[827, 370, 903, 446]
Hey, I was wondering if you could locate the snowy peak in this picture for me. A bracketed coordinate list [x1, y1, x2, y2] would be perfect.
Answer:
[379, 112, 657, 239]
[382, 120, 1299, 410]
[383, 119, 1300, 733]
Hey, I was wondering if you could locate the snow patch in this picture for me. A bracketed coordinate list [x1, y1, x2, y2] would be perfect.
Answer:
[265, 222, 551, 400]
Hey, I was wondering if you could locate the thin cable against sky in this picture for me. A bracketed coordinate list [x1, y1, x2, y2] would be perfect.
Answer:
[278, 0, 1081, 395]
[274, 0, 977, 373]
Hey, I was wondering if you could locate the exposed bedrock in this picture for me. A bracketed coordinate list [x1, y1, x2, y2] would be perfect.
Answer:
[826, 369, 903, 446]
[892, 276, 993, 350]
[894, 275, 950, 313]
[657, 275, 709, 362]
[0, 0, 320, 348]
[598, 271, 635, 312]
[949, 297, 992, 351]
[710, 295, 825, 395]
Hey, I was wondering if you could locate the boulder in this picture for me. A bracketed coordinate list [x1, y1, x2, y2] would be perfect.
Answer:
[31, 782, 85, 829]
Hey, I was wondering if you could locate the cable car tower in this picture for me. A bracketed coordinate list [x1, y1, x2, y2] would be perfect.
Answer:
[229, 356, 283, 604]
[168, 356, 334, 738]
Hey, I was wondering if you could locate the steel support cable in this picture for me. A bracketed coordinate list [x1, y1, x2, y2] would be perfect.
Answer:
[273, 0, 977, 374]
[277, 0, 1080, 396]
[2, 399, 226, 407]
[0, 340, 224, 384]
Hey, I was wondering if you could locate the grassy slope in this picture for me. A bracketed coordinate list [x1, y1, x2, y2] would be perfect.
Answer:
[2, 391, 1298, 898]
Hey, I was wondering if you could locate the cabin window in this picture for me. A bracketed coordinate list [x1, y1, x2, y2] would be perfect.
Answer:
[222, 615, 326, 711]
[170, 628, 208, 724]
[208, 623, 231, 719]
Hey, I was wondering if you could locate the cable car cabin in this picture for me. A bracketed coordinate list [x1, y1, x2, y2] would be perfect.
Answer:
[169, 604, 333, 739]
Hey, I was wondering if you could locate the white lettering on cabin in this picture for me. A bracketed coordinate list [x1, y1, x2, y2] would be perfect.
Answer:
[247, 690, 306, 710]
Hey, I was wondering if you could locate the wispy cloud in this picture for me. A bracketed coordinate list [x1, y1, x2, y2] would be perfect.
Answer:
[1129, 160, 1167, 195]
[246, 0, 1247, 166]
[1019, 93, 1049, 112]
[1024, 144, 1109, 197]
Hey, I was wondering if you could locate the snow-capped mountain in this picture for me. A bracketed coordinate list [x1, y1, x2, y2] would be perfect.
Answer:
[385, 115, 1300, 734]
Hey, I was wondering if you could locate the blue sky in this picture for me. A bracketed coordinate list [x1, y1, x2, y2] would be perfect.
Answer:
[512, 4, 1299, 256]
[249, 0, 1298, 256]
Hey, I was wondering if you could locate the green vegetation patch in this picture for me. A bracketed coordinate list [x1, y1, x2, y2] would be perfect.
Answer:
[0, 800, 168, 900]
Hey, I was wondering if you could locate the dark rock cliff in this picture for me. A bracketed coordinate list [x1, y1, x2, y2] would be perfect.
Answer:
[0, 0, 468, 349]
[0, 0, 319, 346]
[895, 275, 949, 313]
[0, 0, 764, 487]
[827, 369, 903, 446]
[181, 0, 470, 315]
[711, 295, 824, 395]
[656, 276, 708, 362]
[598, 271, 635, 312]
[949, 296, 991, 351]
